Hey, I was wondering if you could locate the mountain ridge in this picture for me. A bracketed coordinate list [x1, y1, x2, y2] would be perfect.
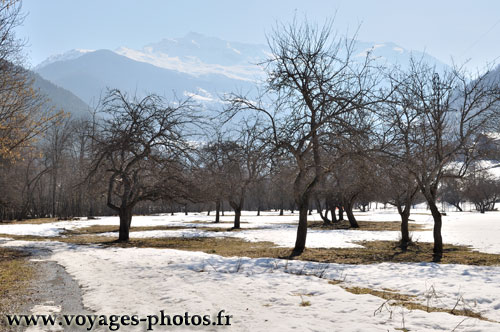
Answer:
[34, 32, 452, 108]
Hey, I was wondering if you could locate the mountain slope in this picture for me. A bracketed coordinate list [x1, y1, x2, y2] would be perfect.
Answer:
[36, 49, 253, 105]
[34, 33, 452, 108]
[115, 32, 268, 81]
[31, 72, 90, 118]
[114, 33, 450, 81]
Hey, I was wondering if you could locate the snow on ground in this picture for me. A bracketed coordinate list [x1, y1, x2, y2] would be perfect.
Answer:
[1, 210, 500, 253]
[25, 302, 63, 332]
[2, 210, 500, 331]
[3, 240, 500, 331]
[0, 212, 278, 237]
[413, 212, 500, 254]
[98, 227, 400, 249]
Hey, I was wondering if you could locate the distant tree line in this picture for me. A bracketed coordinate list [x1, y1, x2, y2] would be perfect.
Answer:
[1, 4, 500, 258]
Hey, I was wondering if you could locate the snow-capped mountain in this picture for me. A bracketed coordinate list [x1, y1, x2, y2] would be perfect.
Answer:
[114, 33, 449, 81]
[34, 32, 451, 109]
[353, 41, 448, 72]
[34, 49, 95, 70]
[35, 49, 253, 106]
[116, 32, 268, 81]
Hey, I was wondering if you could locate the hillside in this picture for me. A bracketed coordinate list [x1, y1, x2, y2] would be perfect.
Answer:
[31, 72, 90, 118]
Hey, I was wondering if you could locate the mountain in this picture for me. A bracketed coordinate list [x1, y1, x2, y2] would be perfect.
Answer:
[353, 41, 449, 73]
[116, 32, 268, 81]
[34, 49, 95, 70]
[34, 32, 451, 108]
[31, 72, 90, 118]
[115, 34, 449, 81]
[35, 49, 253, 106]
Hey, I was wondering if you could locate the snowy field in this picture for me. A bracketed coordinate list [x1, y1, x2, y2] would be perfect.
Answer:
[1, 209, 500, 253]
[1, 209, 500, 331]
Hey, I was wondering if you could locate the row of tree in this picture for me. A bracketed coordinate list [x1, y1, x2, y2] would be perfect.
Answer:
[1, 6, 500, 258]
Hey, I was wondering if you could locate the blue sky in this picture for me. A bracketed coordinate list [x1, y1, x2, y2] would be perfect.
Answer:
[17, 0, 500, 70]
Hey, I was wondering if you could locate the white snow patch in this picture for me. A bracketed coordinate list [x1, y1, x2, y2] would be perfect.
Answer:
[25, 302, 62, 332]
[393, 46, 405, 53]
[227, 42, 241, 54]
[114, 47, 263, 81]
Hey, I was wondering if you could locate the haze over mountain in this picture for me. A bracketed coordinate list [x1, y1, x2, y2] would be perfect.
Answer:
[31, 72, 90, 118]
[34, 32, 450, 108]
[35, 49, 254, 107]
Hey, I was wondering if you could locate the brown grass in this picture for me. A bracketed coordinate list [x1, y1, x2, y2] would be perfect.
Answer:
[0, 218, 60, 225]
[62, 224, 255, 236]
[62, 225, 187, 235]
[4, 232, 499, 266]
[309, 220, 428, 232]
[341, 286, 416, 302]
[297, 241, 500, 266]
[0, 248, 34, 314]
[341, 285, 491, 322]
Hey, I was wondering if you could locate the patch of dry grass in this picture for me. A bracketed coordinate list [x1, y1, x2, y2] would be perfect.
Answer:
[62, 224, 256, 236]
[62, 225, 187, 235]
[0, 248, 34, 314]
[298, 241, 500, 266]
[341, 286, 416, 302]
[309, 220, 428, 232]
[0, 218, 60, 225]
[2, 232, 499, 266]
[341, 285, 491, 322]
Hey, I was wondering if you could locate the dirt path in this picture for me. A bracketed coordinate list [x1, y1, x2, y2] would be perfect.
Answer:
[8, 244, 92, 332]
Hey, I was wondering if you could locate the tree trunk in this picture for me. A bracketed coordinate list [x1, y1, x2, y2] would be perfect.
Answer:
[330, 205, 337, 223]
[293, 199, 309, 255]
[279, 207, 284, 216]
[118, 207, 133, 241]
[338, 205, 344, 221]
[428, 200, 443, 256]
[398, 205, 411, 249]
[345, 202, 359, 228]
[316, 199, 330, 224]
[51, 168, 57, 218]
[215, 200, 221, 223]
[453, 203, 463, 212]
[234, 207, 241, 229]
[229, 200, 242, 229]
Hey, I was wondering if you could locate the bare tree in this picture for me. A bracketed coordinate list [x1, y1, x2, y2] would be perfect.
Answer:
[90, 89, 196, 241]
[218, 121, 268, 229]
[463, 166, 500, 213]
[197, 130, 233, 223]
[42, 117, 73, 217]
[386, 59, 500, 257]
[0, 1, 62, 162]
[269, 155, 295, 216]
[226, 19, 379, 254]
[377, 156, 419, 248]
[440, 177, 464, 212]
